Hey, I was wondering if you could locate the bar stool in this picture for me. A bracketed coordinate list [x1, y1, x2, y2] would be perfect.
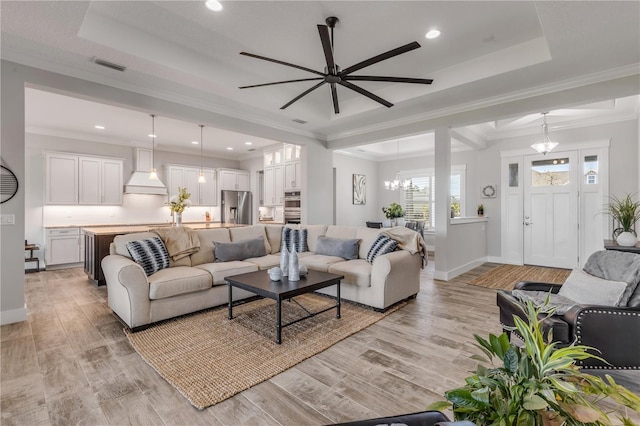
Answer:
[25, 240, 40, 272]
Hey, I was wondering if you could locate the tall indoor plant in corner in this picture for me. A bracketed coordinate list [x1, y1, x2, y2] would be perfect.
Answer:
[428, 299, 640, 425]
[606, 193, 640, 247]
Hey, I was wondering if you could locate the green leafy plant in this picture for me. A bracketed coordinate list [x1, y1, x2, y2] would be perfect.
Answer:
[168, 187, 192, 213]
[428, 299, 640, 425]
[477, 204, 484, 216]
[382, 202, 405, 219]
[606, 193, 640, 235]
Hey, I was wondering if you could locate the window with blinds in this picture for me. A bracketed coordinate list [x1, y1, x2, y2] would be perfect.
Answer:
[400, 166, 466, 229]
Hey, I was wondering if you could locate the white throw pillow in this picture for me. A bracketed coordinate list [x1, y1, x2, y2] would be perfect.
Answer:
[558, 268, 628, 306]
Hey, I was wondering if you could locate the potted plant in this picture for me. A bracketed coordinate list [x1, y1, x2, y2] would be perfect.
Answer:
[477, 204, 484, 217]
[382, 202, 405, 226]
[168, 187, 192, 226]
[428, 299, 640, 425]
[606, 193, 640, 246]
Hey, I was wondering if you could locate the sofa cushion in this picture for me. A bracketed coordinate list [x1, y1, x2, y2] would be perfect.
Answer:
[366, 235, 398, 263]
[356, 227, 383, 259]
[328, 259, 372, 288]
[191, 228, 231, 266]
[229, 225, 271, 254]
[315, 237, 360, 260]
[148, 266, 212, 299]
[245, 254, 280, 270]
[214, 237, 267, 262]
[558, 268, 628, 306]
[114, 232, 157, 258]
[326, 226, 358, 240]
[300, 254, 345, 272]
[265, 225, 284, 254]
[126, 237, 170, 276]
[194, 261, 258, 285]
[304, 225, 328, 252]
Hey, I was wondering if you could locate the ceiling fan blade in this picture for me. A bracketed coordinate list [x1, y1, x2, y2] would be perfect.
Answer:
[317, 25, 336, 74]
[343, 75, 433, 84]
[330, 83, 339, 114]
[339, 41, 421, 76]
[280, 81, 326, 110]
[240, 52, 325, 76]
[338, 81, 393, 108]
[239, 77, 324, 89]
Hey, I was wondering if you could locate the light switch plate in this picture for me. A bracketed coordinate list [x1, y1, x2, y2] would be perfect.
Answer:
[0, 214, 15, 225]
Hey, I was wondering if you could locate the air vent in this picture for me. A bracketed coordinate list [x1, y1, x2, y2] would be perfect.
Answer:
[92, 57, 127, 72]
[292, 118, 307, 124]
[247, 148, 256, 152]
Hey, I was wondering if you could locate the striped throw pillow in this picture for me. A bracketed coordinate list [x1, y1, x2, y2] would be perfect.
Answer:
[281, 228, 308, 253]
[366, 235, 398, 263]
[126, 237, 170, 276]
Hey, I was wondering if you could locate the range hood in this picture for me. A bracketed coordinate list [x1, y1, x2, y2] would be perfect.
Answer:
[124, 148, 168, 195]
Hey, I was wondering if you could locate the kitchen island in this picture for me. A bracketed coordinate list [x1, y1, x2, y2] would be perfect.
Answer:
[83, 222, 245, 285]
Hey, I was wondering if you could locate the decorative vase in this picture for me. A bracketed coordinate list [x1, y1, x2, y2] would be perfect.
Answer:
[174, 212, 182, 226]
[280, 246, 289, 277]
[288, 250, 300, 281]
[268, 267, 282, 281]
[616, 231, 637, 247]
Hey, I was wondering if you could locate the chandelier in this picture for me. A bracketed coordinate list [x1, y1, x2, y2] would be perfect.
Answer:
[384, 140, 411, 191]
[531, 112, 558, 155]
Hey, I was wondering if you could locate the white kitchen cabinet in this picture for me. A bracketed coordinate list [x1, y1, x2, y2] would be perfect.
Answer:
[264, 146, 284, 167]
[79, 156, 123, 205]
[166, 165, 217, 205]
[46, 152, 123, 205]
[46, 228, 82, 266]
[218, 169, 250, 191]
[264, 165, 284, 206]
[284, 161, 301, 191]
[284, 144, 301, 162]
[46, 153, 79, 205]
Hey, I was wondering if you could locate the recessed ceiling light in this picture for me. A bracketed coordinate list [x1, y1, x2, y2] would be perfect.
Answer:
[245, 141, 253, 145]
[205, 0, 223, 11]
[191, 141, 199, 145]
[226, 147, 234, 150]
[94, 125, 105, 130]
[425, 29, 441, 39]
[148, 134, 156, 138]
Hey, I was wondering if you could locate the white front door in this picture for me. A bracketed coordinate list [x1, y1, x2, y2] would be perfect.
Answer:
[523, 152, 578, 268]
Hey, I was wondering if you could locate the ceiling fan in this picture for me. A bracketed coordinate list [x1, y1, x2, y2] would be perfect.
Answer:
[239, 16, 433, 114]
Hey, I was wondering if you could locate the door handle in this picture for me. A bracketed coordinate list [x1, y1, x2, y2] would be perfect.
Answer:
[524, 221, 533, 226]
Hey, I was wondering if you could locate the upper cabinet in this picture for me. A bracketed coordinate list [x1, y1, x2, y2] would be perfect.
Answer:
[218, 169, 250, 191]
[46, 152, 123, 205]
[284, 144, 301, 162]
[264, 146, 284, 167]
[165, 165, 217, 206]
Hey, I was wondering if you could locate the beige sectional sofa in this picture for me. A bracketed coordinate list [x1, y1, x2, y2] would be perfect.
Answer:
[102, 224, 424, 330]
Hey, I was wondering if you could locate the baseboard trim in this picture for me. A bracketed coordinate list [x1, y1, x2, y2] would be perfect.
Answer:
[435, 257, 488, 281]
[1, 304, 27, 325]
[486, 256, 504, 263]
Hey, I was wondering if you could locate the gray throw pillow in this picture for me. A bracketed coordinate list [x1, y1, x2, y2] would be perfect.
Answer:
[315, 236, 360, 260]
[558, 268, 628, 306]
[214, 237, 266, 262]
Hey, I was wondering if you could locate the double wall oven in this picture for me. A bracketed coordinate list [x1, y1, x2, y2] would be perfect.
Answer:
[284, 191, 301, 224]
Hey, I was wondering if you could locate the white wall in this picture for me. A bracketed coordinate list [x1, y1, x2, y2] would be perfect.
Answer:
[304, 143, 334, 225]
[332, 153, 379, 226]
[477, 118, 639, 259]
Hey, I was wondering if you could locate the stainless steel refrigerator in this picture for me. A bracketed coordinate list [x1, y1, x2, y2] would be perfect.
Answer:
[221, 190, 252, 224]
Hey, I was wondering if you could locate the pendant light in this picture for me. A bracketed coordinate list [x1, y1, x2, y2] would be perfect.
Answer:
[149, 114, 159, 180]
[531, 112, 558, 155]
[198, 124, 206, 183]
[384, 140, 411, 191]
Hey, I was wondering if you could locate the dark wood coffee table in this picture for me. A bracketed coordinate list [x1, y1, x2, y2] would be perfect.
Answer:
[225, 269, 344, 344]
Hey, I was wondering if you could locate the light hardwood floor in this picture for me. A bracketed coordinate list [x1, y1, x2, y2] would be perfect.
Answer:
[2, 261, 638, 425]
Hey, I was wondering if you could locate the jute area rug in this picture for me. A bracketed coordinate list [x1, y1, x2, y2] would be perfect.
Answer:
[125, 293, 403, 410]
[469, 264, 571, 291]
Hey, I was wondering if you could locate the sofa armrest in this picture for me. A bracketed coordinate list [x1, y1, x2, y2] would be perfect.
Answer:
[371, 250, 422, 307]
[562, 304, 640, 368]
[102, 254, 151, 329]
[514, 281, 562, 293]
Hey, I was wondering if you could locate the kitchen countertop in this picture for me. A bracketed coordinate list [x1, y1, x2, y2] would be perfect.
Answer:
[81, 222, 245, 235]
